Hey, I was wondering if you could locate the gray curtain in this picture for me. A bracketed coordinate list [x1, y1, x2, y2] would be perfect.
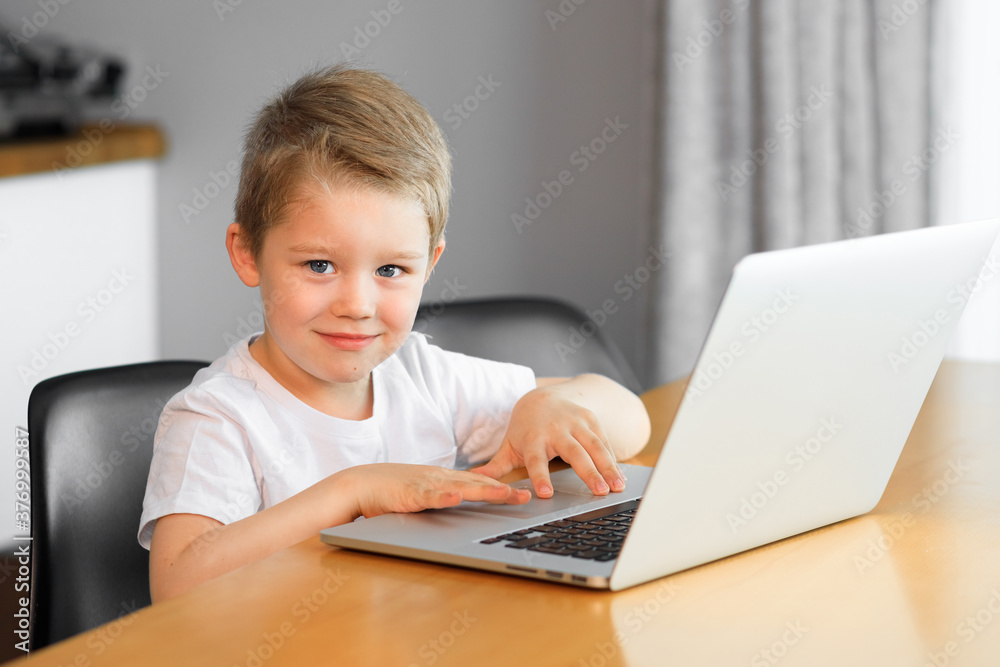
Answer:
[650, 0, 940, 383]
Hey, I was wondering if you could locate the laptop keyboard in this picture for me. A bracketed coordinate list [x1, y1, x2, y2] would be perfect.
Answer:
[478, 499, 640, 562]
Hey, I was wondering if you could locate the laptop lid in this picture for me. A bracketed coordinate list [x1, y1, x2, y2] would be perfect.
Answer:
[321, 220, 997, 590]
[610, 219, 1000, 590]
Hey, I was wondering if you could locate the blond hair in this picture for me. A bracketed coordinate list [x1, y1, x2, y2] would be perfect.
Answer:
[234, 65, 451, 257]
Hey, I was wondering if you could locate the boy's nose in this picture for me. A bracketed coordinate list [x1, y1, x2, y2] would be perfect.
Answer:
[332, 276, 376, 319]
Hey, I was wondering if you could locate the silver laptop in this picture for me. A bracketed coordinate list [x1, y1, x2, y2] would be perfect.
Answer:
[321, 219, 1000, 590]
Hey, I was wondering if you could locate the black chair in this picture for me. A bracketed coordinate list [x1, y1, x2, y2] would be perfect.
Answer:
[414, 296, 642, 394]
[27, 360, 208, 650]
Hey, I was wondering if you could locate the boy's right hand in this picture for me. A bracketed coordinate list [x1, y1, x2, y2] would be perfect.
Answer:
[150, 463, 528, 603]
[339, 463, 531, 519]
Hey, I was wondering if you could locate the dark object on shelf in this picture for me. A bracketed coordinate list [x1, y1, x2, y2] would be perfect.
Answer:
[0, 22, 124, 140]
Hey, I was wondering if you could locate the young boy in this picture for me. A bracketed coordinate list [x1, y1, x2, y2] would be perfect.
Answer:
[139, 65, 651, 602]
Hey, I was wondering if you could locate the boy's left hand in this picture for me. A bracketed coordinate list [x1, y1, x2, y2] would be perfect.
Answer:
[469, 383, 627, 499]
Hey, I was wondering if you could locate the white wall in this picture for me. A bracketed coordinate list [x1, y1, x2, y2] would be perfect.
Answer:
[1, 0, 658, 385]
[934, 0, 1000, 360]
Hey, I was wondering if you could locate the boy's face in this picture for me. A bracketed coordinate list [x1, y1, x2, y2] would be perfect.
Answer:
[227, 182, 444, 401]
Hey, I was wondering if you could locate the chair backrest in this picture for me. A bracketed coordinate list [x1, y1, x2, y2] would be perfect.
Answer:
[414, 296, 642, 394]
[28, 360, 208, 649]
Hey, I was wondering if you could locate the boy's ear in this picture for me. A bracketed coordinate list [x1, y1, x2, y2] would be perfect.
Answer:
[226, 223, 261, 287]
[424, 237, 446, 283]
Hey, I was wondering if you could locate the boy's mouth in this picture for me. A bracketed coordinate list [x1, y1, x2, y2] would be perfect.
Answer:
[317, 332, 378, 351]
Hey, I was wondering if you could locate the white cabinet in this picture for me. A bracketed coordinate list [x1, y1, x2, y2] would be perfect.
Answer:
[0, 157, 159, 547]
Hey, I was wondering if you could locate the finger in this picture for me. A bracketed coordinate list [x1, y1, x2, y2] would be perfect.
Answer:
[467, 460, 504, 480]
[457, 479, 531, 505]
[522, 450, 554, 499]
[478, 484, 532, 505]
[556, 435, 612, 496]
[468, 444, 518, 480]
[571, 425, 625, 492]
[421, 490, 464, 510]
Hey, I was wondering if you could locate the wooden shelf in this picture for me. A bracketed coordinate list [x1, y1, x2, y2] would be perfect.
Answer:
[0, 123, 165, 178]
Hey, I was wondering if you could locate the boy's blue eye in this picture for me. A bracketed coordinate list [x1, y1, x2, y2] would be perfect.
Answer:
[308, 260, 333, 274]
[376, 265, 403, 278]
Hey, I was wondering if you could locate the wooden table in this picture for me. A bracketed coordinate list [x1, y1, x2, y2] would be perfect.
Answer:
[17, 361, 1000, 666]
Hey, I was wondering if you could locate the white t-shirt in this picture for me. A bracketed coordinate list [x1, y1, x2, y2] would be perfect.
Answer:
[137, 332, 536, 549]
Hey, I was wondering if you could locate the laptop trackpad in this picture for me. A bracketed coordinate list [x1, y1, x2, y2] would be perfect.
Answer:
[446, 474, 606, 520]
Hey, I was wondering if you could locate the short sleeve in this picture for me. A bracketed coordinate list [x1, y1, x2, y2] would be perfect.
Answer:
[395, 333, 536, 467]
[137, 387, 263, 549]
